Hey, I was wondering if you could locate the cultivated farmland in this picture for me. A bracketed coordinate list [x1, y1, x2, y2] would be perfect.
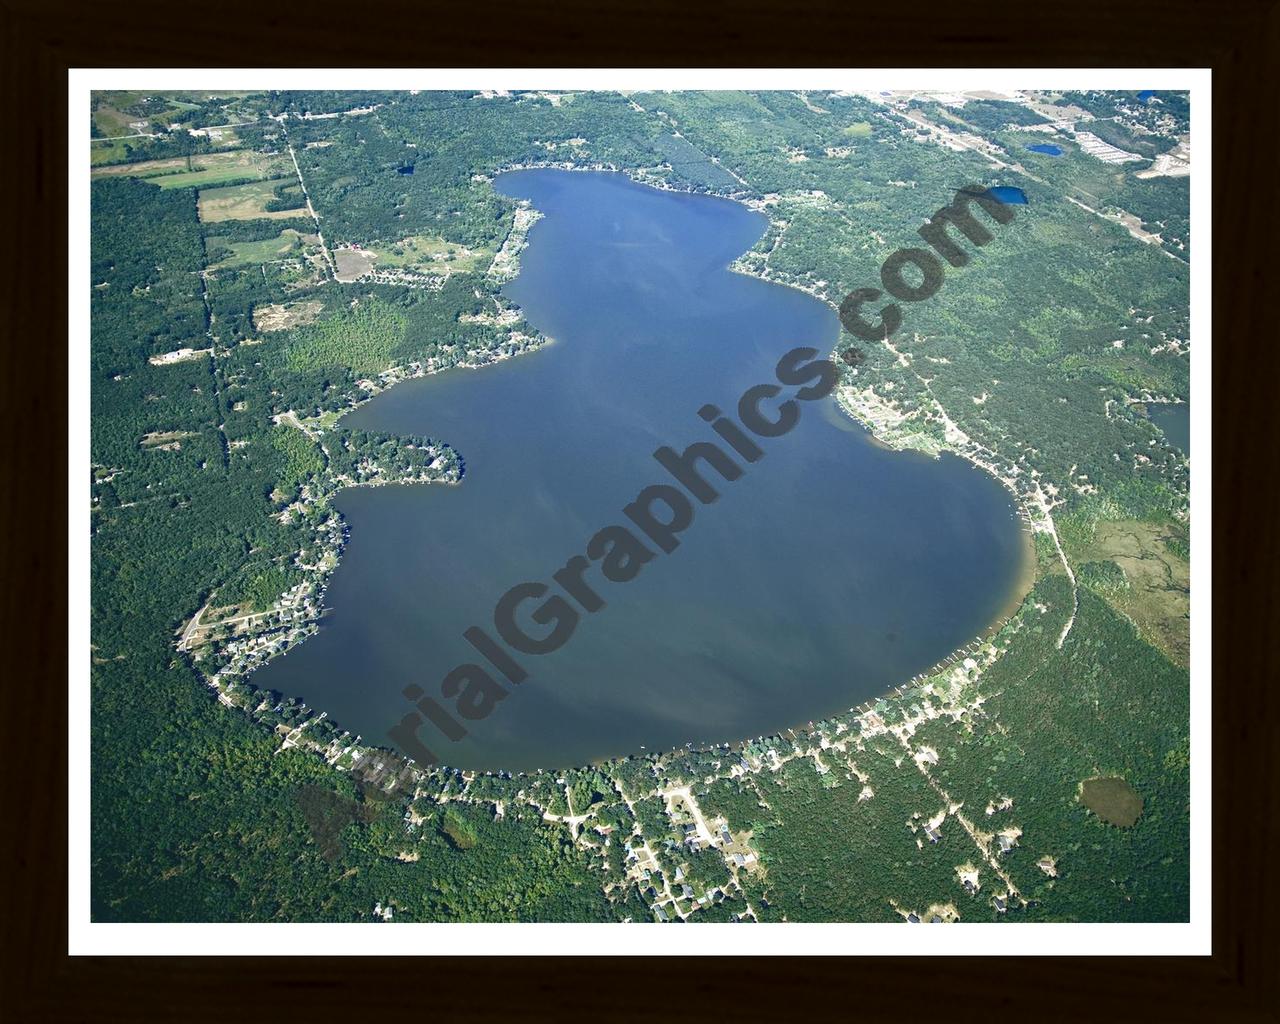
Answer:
[92, 149, 292, 191]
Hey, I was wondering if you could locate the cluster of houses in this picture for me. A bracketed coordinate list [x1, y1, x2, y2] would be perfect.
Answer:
[637, 854, 739, 923]
[200, 514, 347, 704]
[207, 581, 323, 683]
[622, 812, 761, 923]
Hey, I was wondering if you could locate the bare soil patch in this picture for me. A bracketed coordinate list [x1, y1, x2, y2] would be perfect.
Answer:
[254, 300, 325, 333]
[333, 248, 377, 283]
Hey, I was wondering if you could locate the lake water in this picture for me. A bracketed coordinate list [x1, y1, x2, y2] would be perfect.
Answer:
[254, 170, 1031, 772]
[1026, 143, 1062, 156]
[1148, 402, 1190, 453]
[987, 186, 1028, 205]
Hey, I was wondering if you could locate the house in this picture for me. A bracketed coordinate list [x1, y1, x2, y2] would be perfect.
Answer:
[907, 913, 921, 923]
[681, 884, 694, 899]
[993, 895, 1007, 913]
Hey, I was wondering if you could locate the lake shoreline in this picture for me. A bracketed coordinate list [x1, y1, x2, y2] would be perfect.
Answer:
[197, 164, 1045, 781]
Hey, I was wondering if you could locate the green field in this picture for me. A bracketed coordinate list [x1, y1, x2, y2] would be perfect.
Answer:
[91, 149, 292, 191]
[93, 147, 252, 180]
[90, 139, 134, 165]
[369, 234, 490, 274]
[197, 177, 306, 221]
[209, 229, 306, 269]
[92, 154, 198, 179]
[160, 157, 292, 191]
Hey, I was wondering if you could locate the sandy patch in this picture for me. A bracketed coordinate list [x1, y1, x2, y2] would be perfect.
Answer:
[254, 300, 324, 333]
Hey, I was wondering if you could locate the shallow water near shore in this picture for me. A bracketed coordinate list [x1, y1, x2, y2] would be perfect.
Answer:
[253, 170, 1031, 771]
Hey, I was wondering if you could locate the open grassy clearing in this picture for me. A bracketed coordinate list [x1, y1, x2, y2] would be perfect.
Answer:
[90, 139, 137, 165]
[91, 101, 146, 138]
[1074, 519, 1189, 666]
[368, 234, 491, 274]
[333, 248, 377, 282]
[197, 177, 306, 222]
[154, 152, 292, 191]
[139, 430, 197, 449]
[91, 148, 265, 183]
[92, 155, 196, 179]
[209, 230, 306, 269]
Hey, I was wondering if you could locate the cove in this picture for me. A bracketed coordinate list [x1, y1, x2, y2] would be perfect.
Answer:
[253, 170, 1031, 772]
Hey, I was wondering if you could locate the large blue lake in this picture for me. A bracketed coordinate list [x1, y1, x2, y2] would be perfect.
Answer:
[255, 170, 1031, 771]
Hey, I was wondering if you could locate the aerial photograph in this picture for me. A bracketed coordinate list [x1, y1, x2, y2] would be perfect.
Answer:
[88, 84, 1193, 926]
